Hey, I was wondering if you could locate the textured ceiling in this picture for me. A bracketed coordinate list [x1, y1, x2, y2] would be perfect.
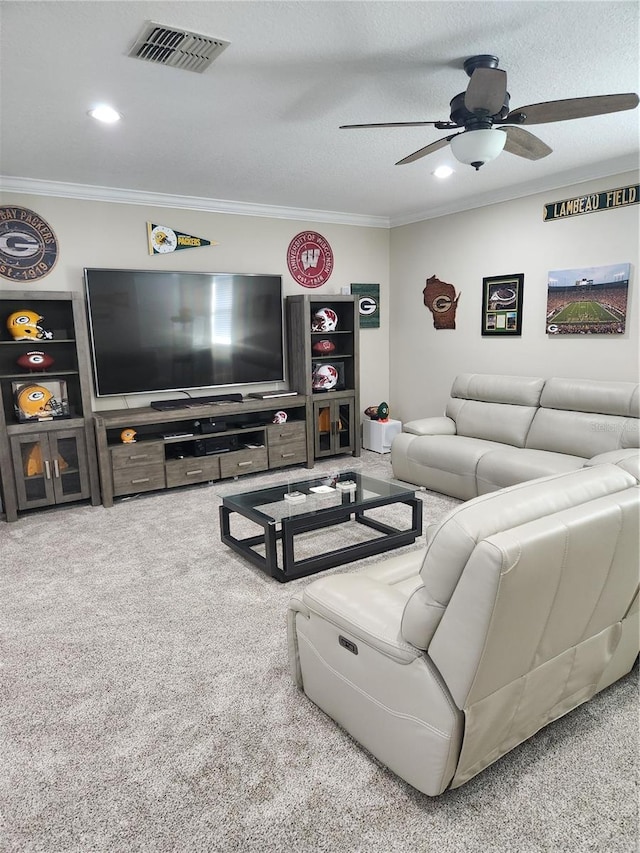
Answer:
[1, 1, 638, 225]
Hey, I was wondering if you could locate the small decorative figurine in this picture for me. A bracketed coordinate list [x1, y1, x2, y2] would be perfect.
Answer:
[16, 351, 55, 371]
[364, 402, 390, 421]
[6, 310, 53, 341]
[311, 307, 338, 332]
[377, 401, 390, 422]
[120, 428, 137, 443]
[272, 410, 288, 424]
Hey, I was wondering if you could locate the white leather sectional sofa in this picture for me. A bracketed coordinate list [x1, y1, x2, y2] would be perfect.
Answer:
[288, 457, 640, 796]
[287, 373, 640, 796]
[391, 374, 639, 499]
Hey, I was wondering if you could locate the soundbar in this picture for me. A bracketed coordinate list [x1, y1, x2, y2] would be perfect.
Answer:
[150, 393, 243, 411]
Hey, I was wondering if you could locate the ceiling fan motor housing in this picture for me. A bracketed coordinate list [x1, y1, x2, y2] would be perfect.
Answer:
[449, 91, 510, 128]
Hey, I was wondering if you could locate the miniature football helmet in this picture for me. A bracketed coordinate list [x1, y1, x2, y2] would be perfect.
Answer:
[120, 428, 137, 444]
[312, 364, 339, 391]
[272, 411, 288, 424]
[311, 307, 338, 332]
[7, 310, 53, 341]
[15, 384, 63, 419]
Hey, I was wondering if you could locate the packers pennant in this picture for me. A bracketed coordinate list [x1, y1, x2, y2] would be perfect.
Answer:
[543, 185, 638, 222]
[147, 223, 217, 254]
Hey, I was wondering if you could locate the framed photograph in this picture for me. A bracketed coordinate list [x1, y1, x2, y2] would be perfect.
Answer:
[13, 379, 70, 422]
[481, 274, 524, 336]
[546, 263, 629, 335]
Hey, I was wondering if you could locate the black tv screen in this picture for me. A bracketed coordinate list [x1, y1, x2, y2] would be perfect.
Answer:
[84, 269, 285, 397]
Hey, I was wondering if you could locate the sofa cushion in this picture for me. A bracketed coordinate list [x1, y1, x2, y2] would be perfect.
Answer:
[476, 447, 586, 493]
[451, 373, 545, 406]
[400, 464, 636, 650]
[526, 408, 635, 457]
[446, 398, 539, 447]
[540, 376, 639, 417]
[443, 374, 545, 448]
[394, 433, 513, 500]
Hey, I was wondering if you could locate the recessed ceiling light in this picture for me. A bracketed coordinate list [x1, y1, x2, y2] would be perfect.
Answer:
[88, 105, 122, 124]
[433, 165, 454, 179]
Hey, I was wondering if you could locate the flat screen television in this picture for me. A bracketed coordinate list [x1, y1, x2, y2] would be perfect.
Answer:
[84, 268, 285, 397]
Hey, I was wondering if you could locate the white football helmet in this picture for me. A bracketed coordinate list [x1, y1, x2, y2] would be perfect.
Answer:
[312, 364, 339, 391]
[311, 307, 338, 332]
[272, 410, 288, 424]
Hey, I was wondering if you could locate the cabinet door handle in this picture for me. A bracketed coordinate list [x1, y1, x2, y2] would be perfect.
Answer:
[186, 469, 203, 476]
[131, 477, 150, 484]
[238, 461, 253, 468]
[130, 454, 149, 461]
[44, 460, 51, 479]
[53, 458, 60, 478]
[281, 452, 295, 459]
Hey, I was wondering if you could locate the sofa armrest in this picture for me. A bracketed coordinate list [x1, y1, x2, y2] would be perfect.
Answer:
[298, 575, 424, 664]
[403, 416, 457, 436]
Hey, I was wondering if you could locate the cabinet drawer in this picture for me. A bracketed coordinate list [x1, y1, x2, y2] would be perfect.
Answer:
[111, 442, 164, 470]
[268, 437, 307, 468]
[112, 464, 166, 496]
[267, 421, 306, 446]
[219, 447, 268, 479]
[165, 456, 220, 488]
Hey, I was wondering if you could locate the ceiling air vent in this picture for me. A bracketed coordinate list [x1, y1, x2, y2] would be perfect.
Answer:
[128, 22, 230, 73]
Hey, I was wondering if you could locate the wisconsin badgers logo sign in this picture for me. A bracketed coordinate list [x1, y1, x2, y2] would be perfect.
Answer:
[287, 231, 334, 288]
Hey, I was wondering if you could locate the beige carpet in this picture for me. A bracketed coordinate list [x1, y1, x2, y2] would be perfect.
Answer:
[0, 452, 637, 852]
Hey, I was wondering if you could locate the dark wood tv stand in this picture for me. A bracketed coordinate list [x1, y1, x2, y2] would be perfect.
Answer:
[93, 395, 311, 508]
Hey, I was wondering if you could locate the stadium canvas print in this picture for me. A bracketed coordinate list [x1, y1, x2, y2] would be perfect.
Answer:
[546, 263, 630, 335]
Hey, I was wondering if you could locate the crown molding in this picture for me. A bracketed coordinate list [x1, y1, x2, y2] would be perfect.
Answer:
[389, 154, 640, 227]
[0, 176, 390, 230]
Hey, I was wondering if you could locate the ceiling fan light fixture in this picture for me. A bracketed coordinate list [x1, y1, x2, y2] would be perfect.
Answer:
[450, 129, 506, 170]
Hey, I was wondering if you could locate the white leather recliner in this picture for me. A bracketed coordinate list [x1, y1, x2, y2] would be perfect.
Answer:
[287, 462, 640, 796]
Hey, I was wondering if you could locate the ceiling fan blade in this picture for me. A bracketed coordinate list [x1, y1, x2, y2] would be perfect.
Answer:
[465, 68, 507, 115]
[500, 126, 552, 160]
[395, 134, 458, 166]
[505, 93, 639, 125]
[340, 120, 451, 129]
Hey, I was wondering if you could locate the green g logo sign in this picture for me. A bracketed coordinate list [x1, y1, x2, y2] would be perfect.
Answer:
[351, 284, 380, 328]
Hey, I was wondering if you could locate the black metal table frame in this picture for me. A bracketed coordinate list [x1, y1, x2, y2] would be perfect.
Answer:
[220, 490, 422, 582]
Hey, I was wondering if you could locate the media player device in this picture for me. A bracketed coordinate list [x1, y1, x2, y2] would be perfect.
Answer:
[193, 435, 239, 456]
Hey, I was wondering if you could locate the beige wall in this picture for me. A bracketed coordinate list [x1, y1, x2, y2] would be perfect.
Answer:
[389, 171, 640, 422]
[0, 192, 390, 412]
[2, 172, 638, 428]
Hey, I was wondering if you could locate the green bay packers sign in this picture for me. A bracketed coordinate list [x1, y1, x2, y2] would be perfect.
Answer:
[147, 223, 216, 254]
[0, 206, 59, 281]
[350, 283, 380, 328]
[543, 184, 638, 221]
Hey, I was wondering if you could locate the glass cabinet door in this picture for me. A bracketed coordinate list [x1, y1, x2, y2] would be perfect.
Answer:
[10, 433, 56, 510]
[336, 400, 354, 453]
[313, 398, 355, 458]
[10, 428, 90, 510]
[313, 401, 333, 457]
[49, 430, 90, 503]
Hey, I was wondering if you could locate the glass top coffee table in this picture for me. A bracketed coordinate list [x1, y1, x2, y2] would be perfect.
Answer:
[219, 471, 422, 582]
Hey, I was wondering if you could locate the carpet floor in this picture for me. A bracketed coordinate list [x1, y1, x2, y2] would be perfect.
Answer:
[0, 452, 637, 852]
